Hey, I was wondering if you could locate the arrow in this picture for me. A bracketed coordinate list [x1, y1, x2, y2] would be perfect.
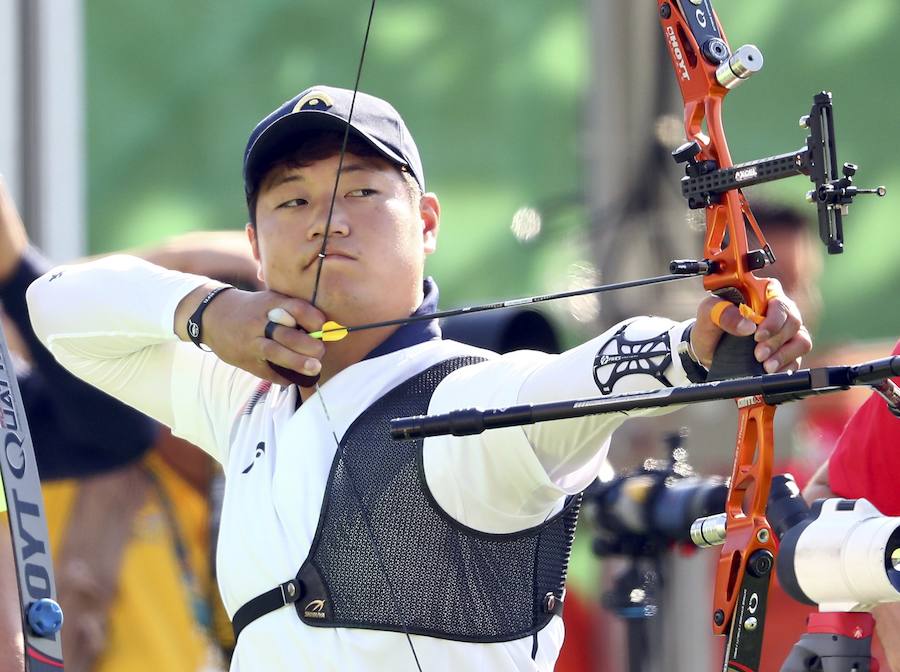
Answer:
[301, 269, 706, 342]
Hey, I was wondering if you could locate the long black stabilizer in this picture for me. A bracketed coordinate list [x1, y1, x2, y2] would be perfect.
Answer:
[390, 356, 900, 440]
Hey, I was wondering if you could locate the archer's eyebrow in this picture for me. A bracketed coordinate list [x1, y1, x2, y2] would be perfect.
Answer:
[267, 163, 378, 190]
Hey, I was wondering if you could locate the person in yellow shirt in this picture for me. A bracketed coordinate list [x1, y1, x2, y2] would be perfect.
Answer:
[0, 178, 254, 671]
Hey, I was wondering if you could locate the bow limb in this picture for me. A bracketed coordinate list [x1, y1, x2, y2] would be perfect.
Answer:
[0, 322, 65, 671]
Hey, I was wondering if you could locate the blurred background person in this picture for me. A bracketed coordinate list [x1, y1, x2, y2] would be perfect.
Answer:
[0, 172, 155, 669]
[0, 177, 258, 671]
[803, 336, 900, 672]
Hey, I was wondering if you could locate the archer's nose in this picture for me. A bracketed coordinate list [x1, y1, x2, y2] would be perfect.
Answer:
[308, 209, 350, 240]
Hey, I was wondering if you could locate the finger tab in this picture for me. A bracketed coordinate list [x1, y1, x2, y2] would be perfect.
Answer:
[267, 307, 297, 328]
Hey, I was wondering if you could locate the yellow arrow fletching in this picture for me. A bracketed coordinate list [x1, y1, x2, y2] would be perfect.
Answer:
[310, 321, 349, 342]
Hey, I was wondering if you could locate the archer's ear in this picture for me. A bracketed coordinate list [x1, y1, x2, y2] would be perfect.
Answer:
[420, 193, 440, 255]
[246, 222, 265, 284]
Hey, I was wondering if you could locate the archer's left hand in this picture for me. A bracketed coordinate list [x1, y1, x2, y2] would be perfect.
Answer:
[690, 278, 812, 373]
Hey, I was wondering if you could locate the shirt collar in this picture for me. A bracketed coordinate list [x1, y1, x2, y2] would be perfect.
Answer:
[363, 277, 441, 361]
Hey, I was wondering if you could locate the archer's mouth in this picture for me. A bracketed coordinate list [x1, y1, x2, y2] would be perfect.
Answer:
[303, 251, 357, 270]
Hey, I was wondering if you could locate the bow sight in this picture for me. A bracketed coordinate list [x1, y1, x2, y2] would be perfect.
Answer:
[673, 92, 886, 257]
[662, 0, 885, 260]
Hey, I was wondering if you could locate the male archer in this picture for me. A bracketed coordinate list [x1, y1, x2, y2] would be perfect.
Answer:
[27, 85, 810, 670]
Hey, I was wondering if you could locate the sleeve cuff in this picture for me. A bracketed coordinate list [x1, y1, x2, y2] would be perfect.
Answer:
[674, 320, 708, 384]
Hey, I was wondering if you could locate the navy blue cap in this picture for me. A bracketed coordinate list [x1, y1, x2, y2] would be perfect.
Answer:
[243, 85, 425, 199]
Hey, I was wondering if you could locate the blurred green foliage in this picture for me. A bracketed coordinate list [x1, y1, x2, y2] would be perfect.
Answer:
[86, 1, 898, 348]
[85, 0, 587, 318]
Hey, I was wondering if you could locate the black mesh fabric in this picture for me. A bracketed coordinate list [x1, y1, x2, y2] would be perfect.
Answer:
[297, 357, 581, 642]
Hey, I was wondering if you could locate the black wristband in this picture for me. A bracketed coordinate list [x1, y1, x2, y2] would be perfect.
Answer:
[677, 322, 709, 384]
[186, 285, 234, 350]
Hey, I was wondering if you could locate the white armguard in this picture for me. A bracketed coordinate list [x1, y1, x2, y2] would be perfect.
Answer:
[591, 317, 705, 395]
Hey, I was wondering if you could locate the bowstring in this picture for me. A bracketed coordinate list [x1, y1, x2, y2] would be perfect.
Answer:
[309, 1, 376, 307]
[306, 1, 424, 669]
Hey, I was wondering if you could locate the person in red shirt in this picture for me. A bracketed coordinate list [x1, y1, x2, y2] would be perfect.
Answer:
[804, 337, 900, 671]
[807, 338, 900, 511]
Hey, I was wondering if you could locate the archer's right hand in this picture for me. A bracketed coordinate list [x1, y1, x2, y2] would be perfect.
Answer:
[174, 284, 326, 385]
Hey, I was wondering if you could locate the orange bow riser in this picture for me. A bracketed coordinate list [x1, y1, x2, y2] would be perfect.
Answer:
[659, 2, 785, 670]
[657, 2, 885, 670]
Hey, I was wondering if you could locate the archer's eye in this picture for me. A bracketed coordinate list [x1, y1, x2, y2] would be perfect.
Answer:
[346, 188, 378, 198]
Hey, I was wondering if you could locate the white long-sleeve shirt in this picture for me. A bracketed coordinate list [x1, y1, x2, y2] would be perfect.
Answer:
[27, 255, 695, 671]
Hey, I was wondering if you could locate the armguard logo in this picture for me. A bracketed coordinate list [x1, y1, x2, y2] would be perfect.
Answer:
[593, 324, 673, 395]
[304, 599, 327, 619]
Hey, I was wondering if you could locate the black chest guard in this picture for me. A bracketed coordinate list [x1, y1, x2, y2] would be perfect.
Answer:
[233, 357, 580, 644]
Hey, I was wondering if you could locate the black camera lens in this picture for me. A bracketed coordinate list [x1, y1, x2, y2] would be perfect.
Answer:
[885, 527, 900, 592]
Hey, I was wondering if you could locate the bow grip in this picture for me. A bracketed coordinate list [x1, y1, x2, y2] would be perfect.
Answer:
[708, 333, 765, 381]
[705, 281, 772, 381]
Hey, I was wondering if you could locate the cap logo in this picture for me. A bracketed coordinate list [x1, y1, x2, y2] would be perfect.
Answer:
[293, 91, 334, 113]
